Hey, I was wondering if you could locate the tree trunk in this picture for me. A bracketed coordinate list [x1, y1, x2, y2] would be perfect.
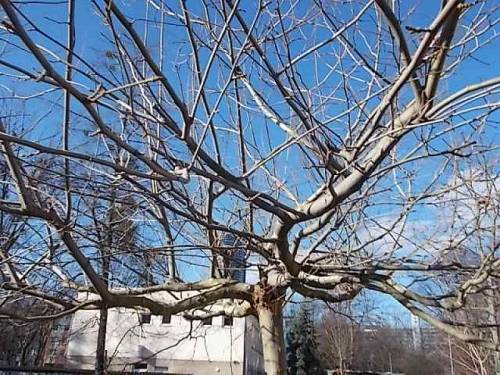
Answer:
[95, 307, 108, 375]
[487, 279, 500, 375]
[257, 303, 287, 375]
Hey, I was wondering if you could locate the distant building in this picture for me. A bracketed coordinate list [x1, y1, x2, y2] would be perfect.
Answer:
[42, 235, 256, 374]
[361, 318, 446, 354]
[44, 291, 264, 375]
[221, 233, 247, 282]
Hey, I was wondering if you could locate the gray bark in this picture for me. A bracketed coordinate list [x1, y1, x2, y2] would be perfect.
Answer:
[95, 308, 108, 375]
[257, 304, 287, 375]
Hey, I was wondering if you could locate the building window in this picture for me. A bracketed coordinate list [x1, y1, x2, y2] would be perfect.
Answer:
[202, 317, 212, 326]
[162, 314, 171, 324]
[140, 314, 151, 324]
[223, 316, 233, 326]
[133, 363, 148, 373]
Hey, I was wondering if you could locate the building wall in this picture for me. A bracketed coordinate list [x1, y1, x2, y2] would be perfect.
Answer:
[64, 291, 262, 375]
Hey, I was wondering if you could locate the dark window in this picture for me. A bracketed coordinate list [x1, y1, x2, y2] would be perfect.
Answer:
[140, 314, 151, 324]
[202, 317, 212, 326]
[162, 314, 171, 324]
[133, 363, 148, 373]
[223, 316, 233, 326]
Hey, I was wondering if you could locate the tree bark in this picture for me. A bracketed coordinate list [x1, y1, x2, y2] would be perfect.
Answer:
[257, 303, 287, 375]
[487, 279, 500, 375]
[95, 308, 108, 375]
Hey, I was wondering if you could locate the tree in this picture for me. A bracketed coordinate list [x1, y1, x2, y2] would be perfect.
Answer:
[286, 304, 323, 375]
[0, 301, 53, 367]
[89, 181, 142, 374]
[317, 308, 446, 375]
[316, 302, 362, 373]
[0, 1, 499, 374]
[435, 166, 500, 375]
[0, 113, 54, 367]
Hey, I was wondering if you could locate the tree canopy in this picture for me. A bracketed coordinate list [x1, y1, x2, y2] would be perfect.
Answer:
[0, 1, 498, 374]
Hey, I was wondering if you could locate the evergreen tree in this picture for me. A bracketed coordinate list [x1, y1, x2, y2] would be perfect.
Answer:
[286, 304, 323, 375]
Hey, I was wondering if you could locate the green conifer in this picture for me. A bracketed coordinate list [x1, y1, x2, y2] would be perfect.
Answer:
[286, 303, 324, 375]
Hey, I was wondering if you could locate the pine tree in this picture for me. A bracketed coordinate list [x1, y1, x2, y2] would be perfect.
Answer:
[286, 304, 324, 375]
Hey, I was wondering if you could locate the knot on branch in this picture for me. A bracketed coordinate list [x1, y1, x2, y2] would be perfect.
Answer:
[253, 283, 286, 313]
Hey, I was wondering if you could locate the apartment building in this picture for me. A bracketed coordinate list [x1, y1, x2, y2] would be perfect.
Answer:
[54, 291, 264, 375]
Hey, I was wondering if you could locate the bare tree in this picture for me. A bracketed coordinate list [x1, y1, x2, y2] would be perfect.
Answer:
[317, 302, 362, 373]
[317, 304, 447, 375]
[438, 166, 500, 375]
[0, 1, 499, 374]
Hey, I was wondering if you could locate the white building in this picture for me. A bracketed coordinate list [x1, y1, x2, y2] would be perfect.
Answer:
[60, 291, 265, 375]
